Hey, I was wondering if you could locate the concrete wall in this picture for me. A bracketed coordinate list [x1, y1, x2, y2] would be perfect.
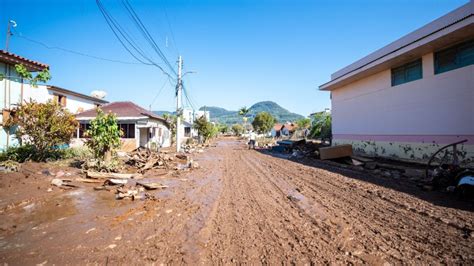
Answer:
[0, 62, 23, 150]
[23, 86, 98, 114]
[331, 52, 474, 162]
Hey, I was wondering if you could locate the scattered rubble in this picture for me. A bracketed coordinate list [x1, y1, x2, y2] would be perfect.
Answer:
[0, 160, 20, 173]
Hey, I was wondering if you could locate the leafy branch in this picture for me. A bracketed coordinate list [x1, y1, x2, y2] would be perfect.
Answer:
[14, 64, 51, 87]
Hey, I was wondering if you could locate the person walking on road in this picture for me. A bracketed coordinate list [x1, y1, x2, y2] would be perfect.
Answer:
[248, 131, 257, 149]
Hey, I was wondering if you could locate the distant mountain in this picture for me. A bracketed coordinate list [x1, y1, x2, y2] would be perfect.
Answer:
[200, 101, 304, 125]
[153, 111, 175, 116]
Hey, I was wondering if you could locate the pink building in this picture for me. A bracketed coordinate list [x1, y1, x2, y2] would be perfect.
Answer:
[320, 1, 474, 162]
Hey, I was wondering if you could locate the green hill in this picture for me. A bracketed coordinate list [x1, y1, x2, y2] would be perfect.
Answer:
[200, 101, 304, 125]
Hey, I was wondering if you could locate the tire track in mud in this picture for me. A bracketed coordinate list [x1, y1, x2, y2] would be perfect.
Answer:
[249, 150, 473, 264]
[202, 144, 352, 264]
[202, 145, 315, 264]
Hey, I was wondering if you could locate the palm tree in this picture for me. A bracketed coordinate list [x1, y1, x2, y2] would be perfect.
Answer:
[238, 106, 250, 132]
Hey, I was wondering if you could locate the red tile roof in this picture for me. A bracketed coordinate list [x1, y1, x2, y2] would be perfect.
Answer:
[0, 50, 49, 71]
[282, 123, 298, 132]
[273, 123, 283, 131]
[76, 101, 167, 123]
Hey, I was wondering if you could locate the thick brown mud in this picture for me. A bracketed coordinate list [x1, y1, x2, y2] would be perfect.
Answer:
[1, 139, 473, 264]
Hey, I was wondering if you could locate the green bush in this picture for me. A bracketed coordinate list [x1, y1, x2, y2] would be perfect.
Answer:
[61, 147, 92, 160]
[0, 145, 65, 163]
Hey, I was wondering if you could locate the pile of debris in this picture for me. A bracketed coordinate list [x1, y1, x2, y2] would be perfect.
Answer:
[125, 149, 174, 173]
[0, 160, 20, 173]
[181, 143, 206, 154]
[84, 171, 167, 200]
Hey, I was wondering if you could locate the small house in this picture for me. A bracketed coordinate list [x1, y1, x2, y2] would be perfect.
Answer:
[75, 101, 171, 151]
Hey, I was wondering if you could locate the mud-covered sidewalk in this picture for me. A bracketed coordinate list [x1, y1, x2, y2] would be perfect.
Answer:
[1, 139, 473, 264]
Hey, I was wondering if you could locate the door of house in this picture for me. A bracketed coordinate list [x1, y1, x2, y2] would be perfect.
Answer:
[139, 128, 149, 148]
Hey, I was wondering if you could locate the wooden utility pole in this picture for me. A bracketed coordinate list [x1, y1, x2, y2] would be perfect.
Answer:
[176, 55, 183, 152]
[5, 20, 16, 51]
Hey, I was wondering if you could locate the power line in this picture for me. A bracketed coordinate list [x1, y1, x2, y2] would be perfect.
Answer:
[12, 32, 147, 65]
[149, 76, 172, 110]
[162, 0, 179, 56]
[121, 0, 177, 76]
[96, 0, 174, 79]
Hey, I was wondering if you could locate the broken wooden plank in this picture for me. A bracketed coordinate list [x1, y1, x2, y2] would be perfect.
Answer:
[319, 144, 353, 160]
[107, 178, 128, 185]
[136, 182, 169, 190]
[86, 171, 142, 180]
[75, 177, 104, 183]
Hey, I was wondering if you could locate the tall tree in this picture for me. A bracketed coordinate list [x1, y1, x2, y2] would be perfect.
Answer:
[238, 106, 250, 131]
[252, 112, 275, 134]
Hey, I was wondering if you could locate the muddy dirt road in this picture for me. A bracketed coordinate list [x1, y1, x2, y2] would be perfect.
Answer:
[1, 139, 473, 264]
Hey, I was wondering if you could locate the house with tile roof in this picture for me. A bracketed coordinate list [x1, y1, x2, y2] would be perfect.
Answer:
[75, 101, 171, 151]
[319, 1, 474, 162]
[0, 50, 108, 150]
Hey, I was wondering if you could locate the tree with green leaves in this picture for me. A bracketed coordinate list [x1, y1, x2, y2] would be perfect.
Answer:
[296, 118, 311, 129]
[162, 113, 177, 144]
[5, 100, 78, 161]
[217, 124, 229, 134]
[252, 112, 275, 134]
[296, 118, 312, 138]
[310, 112, 332, 144]
[231, 124, 244, 136]
[11, 64, 51, 87]
[193, 116, 217, 143]
[238, 106, 250, 130]
[85, 109, 122, 163]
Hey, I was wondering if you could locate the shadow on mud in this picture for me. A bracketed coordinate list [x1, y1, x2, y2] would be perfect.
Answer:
[256, 149, 474, 212]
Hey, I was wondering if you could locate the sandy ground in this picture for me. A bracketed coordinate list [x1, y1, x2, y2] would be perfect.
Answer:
[0, 139, 473, 265]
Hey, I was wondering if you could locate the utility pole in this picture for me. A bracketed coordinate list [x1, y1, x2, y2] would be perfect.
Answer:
[176, 55, 183, 152]
[5, 20, 16, 52]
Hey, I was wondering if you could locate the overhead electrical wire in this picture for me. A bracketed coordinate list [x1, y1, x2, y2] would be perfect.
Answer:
[121, 0, 177, 76]
[162, 0, 180, 56]
[149, 77, 171, 109]
[12, 31, 148, 65]
[96, 0, 175, 79]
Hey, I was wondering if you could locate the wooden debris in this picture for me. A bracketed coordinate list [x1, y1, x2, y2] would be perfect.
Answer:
[126, 149, 170, 173]
[75, 177, 104, 183]
[86, 171, 141, 179]
[319, 144, 353, 160]
[137, 182, 168, 190]
[107, 178, 128, 185]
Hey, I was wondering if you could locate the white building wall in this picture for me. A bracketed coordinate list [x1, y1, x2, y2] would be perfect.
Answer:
[331, 52, 474, 161]
[0, 63, 23, 150]
[23, 86, 99, 114]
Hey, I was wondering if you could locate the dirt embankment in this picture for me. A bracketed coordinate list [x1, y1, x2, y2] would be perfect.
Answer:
[1, 139, 473, 264]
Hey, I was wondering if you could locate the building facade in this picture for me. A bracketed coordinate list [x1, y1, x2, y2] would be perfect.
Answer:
[75, 102, 171, 152]
[0, 50, 107, 150]
[320, 1, 474, 162]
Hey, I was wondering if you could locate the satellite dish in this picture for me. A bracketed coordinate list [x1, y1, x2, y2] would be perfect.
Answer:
[91, 90, 107, 99]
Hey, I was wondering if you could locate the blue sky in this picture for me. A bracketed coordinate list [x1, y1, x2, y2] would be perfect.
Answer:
[0, 0, 468, 116]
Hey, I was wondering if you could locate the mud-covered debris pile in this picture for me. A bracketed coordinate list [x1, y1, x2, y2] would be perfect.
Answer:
[125, 149, 174, 173]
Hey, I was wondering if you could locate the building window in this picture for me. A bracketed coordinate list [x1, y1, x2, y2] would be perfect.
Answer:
[118, 123, 135, 138]
[184, 127, 191, 137]
[78, 123, 91, 138]
[434, 39, 474, 74]
[391, 59, 422, 86]
[54, 94, 67, 107]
